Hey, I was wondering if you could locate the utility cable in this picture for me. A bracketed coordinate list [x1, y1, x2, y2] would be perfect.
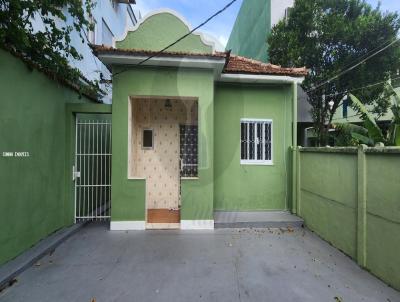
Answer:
[112, 0, 238, 77]
[323, 75, 400, 97]
[307, 38, 400, 93]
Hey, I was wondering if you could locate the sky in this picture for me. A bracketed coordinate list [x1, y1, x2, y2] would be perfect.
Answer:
[134, 0, 399, 48]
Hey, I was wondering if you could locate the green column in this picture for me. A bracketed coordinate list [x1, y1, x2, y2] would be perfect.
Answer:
[291, 82, 298, 214]
[296, 147, 301, 215]
[357, 144, 367, 267]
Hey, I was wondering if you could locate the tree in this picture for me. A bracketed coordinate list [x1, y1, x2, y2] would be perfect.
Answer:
[0, 0, 100, 97]
[268, 0, 400, 145]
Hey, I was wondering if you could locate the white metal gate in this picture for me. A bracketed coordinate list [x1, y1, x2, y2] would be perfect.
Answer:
[74, 117, 112, 222]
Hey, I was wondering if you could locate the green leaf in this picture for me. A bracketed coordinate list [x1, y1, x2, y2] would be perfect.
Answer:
[389, 85, 400, 107]
[394, 124, 400, 146]
[349, 94, 384, 143]
[351, 132, 375, 146]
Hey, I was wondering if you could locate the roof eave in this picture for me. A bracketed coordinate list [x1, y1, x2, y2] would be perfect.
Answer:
[218, 73, 305, 84]
[97, 53, 226, 78]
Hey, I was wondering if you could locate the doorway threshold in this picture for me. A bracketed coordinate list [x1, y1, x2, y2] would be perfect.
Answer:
[146, 223, 180, 230]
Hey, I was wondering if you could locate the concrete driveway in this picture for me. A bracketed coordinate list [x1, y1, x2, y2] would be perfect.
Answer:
[0, 223, 399, 302]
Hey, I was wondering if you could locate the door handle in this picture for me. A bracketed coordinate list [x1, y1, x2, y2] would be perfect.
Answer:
[72, 165, 81, 181]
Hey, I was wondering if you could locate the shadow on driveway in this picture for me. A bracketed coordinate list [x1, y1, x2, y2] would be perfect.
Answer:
[0, 222, 399, 302]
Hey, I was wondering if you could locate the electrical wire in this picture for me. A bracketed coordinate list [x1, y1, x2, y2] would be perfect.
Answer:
[336, 38, 398, 73]
[307, 38, 400, 93]
[112, 0, 238, 77]
[323, 75, 400, 97]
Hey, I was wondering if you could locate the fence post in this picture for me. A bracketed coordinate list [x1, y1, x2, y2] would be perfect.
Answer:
[357, 144, 367, 267]
[296, 147, 301, 216]
[291, 146, 297, 214]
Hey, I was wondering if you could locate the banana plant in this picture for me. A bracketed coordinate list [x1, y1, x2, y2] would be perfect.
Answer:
[388, 86, 400, 146]
[347, 84, 400, 146]
[348, 94, 385, 146]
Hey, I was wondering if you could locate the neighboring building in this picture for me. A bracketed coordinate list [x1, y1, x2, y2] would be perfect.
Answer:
[332, 79, 400, 125]
[226, 0, 294, 63]
[73, 0, 141, 103]
[33, 0, 141, 103]
[226, 0, 313, 146]
[93, 11, 306, 230]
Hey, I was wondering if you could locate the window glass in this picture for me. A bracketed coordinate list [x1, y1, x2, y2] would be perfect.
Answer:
[101, 19, 114, 46]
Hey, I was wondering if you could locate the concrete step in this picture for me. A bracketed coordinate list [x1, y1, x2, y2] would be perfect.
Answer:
[214, 211, 304, 229]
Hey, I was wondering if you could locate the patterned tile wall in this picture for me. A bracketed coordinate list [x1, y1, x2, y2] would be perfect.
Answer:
[131, 98, 197, 210]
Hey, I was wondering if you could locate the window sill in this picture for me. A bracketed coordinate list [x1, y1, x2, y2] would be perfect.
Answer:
[181, 177, 199, 180]
[240, 160, 273, 166]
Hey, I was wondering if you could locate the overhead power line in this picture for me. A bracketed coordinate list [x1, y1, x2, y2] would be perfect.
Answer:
[338, 38, 397, 73]
[307, 38, 400, 93]
[113, 0, 238, 77]
[324, 75, 400, 97]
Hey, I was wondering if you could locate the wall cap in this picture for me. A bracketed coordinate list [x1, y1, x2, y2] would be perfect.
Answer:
[298, 146, 400, 154]
[364, 147, 400, 154]
[298, 147, 358, 154]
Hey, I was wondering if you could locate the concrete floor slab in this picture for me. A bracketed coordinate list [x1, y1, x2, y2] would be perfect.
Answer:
[0, 222, 399, 302]
[0, 222, 85, 291]
[214, 211, 304, 228]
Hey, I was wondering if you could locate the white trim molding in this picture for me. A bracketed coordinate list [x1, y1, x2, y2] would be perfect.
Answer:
[97, 54, 226, 78]
[218, 73, 305, 84]
[180, 220, 214, 230]
[112, 9, 216, 52]
[110, 221, 146, 231]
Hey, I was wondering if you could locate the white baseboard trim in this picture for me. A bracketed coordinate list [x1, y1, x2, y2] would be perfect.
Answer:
[110, 221, 146, 231]
[146, 223, 180, 230]
[180, 220, 214, 230]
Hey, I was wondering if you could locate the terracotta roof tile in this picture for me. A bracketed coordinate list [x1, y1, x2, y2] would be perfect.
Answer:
[224, 55, 308, 77]
[92, 45, 307, 77]
[92, 45, 225, 59]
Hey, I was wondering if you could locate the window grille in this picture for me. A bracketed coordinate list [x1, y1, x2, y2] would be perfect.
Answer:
[180, 125, 198, 177]
[240, 119, 273, 165]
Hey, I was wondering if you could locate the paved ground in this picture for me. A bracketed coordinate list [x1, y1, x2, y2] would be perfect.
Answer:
[0, 223, 399, 302]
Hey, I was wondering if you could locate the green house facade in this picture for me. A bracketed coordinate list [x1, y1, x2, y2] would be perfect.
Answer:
[94, 10, 306, 230]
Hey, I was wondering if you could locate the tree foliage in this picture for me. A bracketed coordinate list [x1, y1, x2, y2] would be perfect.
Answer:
[268, 0, 400, 145]
[0, 0, 101, 98]
[333, 85, 400, 146]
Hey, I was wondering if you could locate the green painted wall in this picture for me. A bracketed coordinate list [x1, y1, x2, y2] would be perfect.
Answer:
[299, 151, 358, 258]
[297, 147, 400, 290]
[214, 83, 293, 211]
[0, 49, 94, 265]
[226, 0, 271, 62]
[112, 12, 217, 221]
[117, 12, 212, 54]
[111, 66, 215, 221]
[365, 154, 400, 290]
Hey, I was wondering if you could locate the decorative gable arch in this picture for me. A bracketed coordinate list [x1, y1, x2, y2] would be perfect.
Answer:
[113, 9, 216, 54]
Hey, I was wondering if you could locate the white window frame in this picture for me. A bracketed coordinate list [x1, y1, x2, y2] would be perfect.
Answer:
[240, 118, 273, 166]
[86, 15, 96, 45]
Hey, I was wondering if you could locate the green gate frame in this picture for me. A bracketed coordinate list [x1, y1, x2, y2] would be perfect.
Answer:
[65, 103, 112, 225]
